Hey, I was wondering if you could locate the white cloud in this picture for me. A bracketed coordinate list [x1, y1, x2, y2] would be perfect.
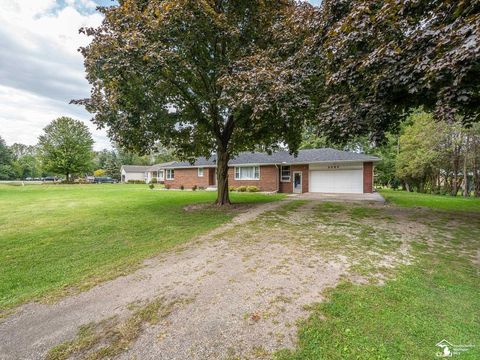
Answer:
[0, 85, 110, 149]
[0, 0, 320, 151]
[0, 0, 110, 150]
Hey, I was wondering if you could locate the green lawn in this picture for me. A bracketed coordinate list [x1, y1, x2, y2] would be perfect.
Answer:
[0, 184, 282, 312]
[380, 188, 480, 212]
[275, 196, 480, 359]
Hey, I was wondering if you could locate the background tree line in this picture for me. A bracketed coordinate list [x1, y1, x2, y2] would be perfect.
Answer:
[301, 110, 480, 198]
[3, 111, 480, 198]
[0, 117, 174, 181]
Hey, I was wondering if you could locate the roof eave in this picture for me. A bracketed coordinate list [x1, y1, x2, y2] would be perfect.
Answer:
[164, 158, 380, 169]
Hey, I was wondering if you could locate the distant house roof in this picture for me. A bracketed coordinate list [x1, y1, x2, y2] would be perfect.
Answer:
[149, 161, 175, 171]
[121, 165, 151, 173]
[161, 148, 380, 168]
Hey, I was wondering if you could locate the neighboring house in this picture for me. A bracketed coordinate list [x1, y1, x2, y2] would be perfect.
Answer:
[147, 162, 175, 183]
[120, 162, 174, 183]
[122, 148, 380, 193]
[120, 165, 150, 183]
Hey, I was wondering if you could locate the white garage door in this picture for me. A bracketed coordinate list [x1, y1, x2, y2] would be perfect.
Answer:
[309, 169, 363, 193]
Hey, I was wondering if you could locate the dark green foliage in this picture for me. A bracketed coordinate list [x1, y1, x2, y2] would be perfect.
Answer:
[127, 180, 146, 184]
[302, 0, 480, 143]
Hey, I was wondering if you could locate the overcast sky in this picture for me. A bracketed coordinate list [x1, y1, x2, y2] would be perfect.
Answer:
[0, 0, 321, 151]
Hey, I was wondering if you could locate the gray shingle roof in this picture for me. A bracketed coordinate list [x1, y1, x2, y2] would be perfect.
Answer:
[149, 161, 175, 171]
[160, 148, 379, 168]
[121, 165, 151, 173]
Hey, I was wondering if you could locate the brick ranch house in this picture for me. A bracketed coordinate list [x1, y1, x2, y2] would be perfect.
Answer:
[121, 148, 380, 194]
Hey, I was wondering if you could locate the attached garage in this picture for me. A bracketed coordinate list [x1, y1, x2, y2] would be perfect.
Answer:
[148, 148, 378, 194]
[309, 163, 365, 194]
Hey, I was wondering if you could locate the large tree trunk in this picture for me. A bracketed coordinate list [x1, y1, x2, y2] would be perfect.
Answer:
[473, 135, 480, 197]
[215, 146, 230, 206]
[474, 167, 480, 197]
[452, 153, 460, 196]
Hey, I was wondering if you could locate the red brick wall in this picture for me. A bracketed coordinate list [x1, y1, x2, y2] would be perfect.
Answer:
[278, 164, 309, 193]
[228, 165, 278, 192]
[164, 164, 311, 193]
[363, 162, 373, 193]
[164, 168, 210, 189]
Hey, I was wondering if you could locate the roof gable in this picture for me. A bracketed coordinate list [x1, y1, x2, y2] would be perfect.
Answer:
[121, 165, 151, 173]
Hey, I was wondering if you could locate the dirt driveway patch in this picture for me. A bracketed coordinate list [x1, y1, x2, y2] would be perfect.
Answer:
[0, 200, 421, 360]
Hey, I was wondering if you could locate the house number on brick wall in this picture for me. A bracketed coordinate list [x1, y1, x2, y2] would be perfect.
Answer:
[327, 165, 339, 169]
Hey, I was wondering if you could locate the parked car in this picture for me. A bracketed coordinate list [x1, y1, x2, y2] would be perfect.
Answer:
[93, 177, 116, 184]
[43, 176, 58, 182]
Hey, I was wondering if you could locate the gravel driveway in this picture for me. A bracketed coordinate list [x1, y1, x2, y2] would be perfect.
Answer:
[0, 199, 408, 360]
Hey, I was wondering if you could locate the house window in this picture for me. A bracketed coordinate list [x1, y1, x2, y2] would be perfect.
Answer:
[234, 166, 260, 180]
[158, 170, 164, 180]
[198, 168, 204, 177]
[280, 166, 291, 182]
[166, 169, 174, 180]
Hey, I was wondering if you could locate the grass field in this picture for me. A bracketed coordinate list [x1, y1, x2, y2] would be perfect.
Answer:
[276, 193, 480, 359]
[0, 184, 282, 312]
[380, 188, 480, 212]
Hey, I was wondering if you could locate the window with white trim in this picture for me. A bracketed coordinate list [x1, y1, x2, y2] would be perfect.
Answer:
[198, 167, 204, 177]
[158, 170, 164, 180]
[280, 166, 291, 182]
[166, 169, 174, 180]
[234, 166, 260, 180]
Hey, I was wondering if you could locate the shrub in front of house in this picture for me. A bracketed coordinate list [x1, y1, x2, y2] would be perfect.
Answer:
[127, 180, 146, 184]
[247, 186, 259, 192]
[165, 184, 171, 189]
[149, 183, 154, 189]
[192, 185, 197, 191]
[198, 186, 205, 190]
[151, 177, 158, 184]
[229, 186, 237, 192]
[237, 186, 247, 192]
[180, 185, 184, 190]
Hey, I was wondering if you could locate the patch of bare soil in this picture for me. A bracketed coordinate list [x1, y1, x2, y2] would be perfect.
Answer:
[0, 199, 430, 360]
[183, 203, 250, 212]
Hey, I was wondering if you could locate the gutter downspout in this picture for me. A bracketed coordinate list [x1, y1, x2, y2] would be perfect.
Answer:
[274, 164, 280, 193]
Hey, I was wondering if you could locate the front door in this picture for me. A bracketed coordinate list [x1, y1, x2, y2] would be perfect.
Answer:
[293, 171, 302, 193]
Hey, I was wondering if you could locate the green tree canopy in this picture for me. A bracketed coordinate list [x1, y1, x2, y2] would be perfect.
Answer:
[396, 112, 445, 191]
[75, 0, 309, 205]
[38, 117, 94, 181]
[395, 111, 480, 195]
[0, 136, 15, 180]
